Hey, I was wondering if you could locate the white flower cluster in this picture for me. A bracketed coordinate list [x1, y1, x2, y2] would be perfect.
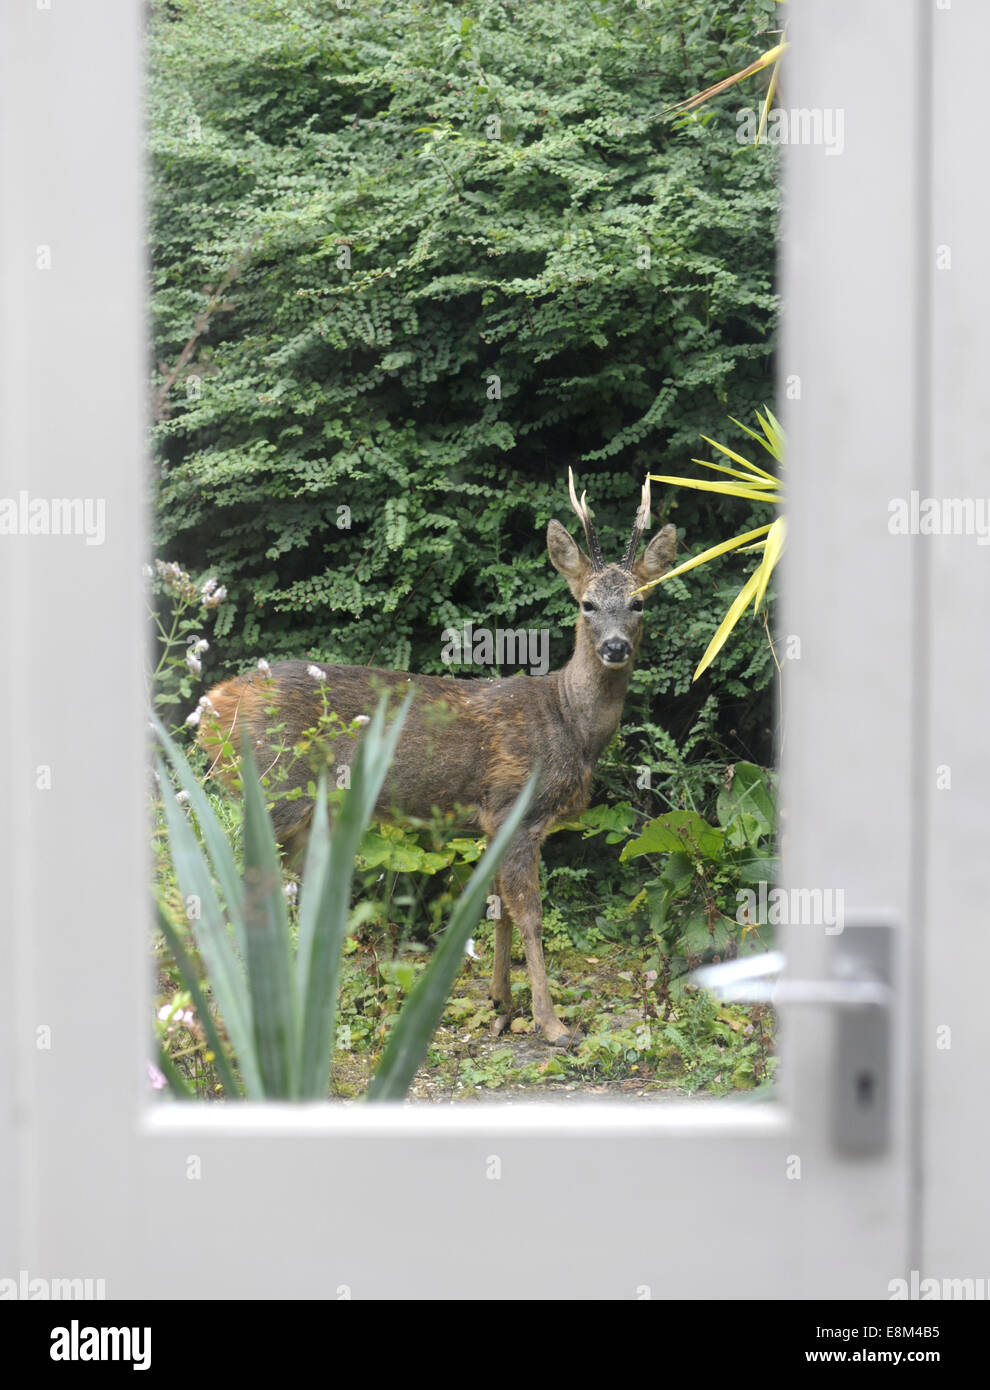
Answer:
[200, 576, 228, 609]
[185, 636, 209, 676]
[184, 694, 217, 728]
[151, 560, 228, 608]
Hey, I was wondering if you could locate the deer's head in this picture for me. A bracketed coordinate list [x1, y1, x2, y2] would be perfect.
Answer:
[547, 469, 677, 671]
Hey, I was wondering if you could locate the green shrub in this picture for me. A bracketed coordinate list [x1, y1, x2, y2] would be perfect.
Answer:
[620, 758, 777, 979]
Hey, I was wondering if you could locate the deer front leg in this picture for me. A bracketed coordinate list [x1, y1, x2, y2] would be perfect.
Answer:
[495, 842, 572, 1047]
[272, 802, 314, 872]
[489, 915, 514, 1033]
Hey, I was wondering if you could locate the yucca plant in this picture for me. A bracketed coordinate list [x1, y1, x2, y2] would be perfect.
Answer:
[152, 701, 534, 1101]
[638, 408, 785, 681]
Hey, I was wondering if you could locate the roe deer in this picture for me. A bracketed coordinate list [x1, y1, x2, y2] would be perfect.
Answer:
[199, 472, 677, 1045]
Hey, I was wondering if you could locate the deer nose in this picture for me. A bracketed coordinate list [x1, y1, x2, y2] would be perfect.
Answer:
[599, 638, 632, 666]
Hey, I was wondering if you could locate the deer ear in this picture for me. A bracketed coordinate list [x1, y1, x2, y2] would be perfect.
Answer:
[633, 523, 678, 584]
[547, 519, 591, 597]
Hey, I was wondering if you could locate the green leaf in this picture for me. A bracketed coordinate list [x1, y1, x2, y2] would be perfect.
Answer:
[295, 774, 331, 1009]
[155, 1039, 192, 1099]
[155, 753, 263, 1098]
[658, 851, 696, 893]
[446, 837, 484, 863]
[735, 854, 779, 884]
[239, 729, 298, 1097]
[574, 801, 636, 842]
[621, 810, 725, 863]
[152, 715, 247, 963]
[296, 695, 412, 1099]
[716, 761, 775, 847]
[679, 913, 725, 958]
[154, 898, 241, 1097]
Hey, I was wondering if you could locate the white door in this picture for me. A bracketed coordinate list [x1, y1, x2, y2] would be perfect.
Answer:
[2, 0, 984, 1301]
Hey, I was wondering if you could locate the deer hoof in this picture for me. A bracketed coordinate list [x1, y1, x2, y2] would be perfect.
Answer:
[541, 1022, 578, 1048]
[491, 1014, 512, 1038]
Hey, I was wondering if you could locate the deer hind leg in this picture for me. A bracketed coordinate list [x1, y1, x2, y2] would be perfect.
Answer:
[495, 841, 572, 1047]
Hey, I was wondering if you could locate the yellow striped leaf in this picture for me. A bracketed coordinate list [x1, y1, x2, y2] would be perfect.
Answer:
[633, 524, 774, 595]
[752, 515, 786, 611]
[649, 474, 781, 505]
[694, 566, 764, 681]
[698, 435, 779, 482]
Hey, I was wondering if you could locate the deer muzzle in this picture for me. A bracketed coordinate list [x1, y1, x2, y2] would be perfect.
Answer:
[599, 637, 633, 667]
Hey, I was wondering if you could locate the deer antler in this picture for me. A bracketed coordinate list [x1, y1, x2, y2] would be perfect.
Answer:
[568, 466, 605, 572]
[621, 474, 652, 571]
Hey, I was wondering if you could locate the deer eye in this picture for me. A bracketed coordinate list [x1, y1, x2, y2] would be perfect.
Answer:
[581, 600, 597, 614]
[629, 599, 644, 612]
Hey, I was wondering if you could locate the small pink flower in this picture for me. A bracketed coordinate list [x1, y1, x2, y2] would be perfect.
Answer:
[147, 1062, 167, 1091]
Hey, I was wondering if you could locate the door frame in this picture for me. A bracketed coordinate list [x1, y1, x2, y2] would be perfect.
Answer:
[4, 0, 983, 1300]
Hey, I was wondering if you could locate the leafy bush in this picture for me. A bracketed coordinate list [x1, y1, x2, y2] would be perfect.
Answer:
[621, 758, 777, 979]
[535, 759, 778, 1091]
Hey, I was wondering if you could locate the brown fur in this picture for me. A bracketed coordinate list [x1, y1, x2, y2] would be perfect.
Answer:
[199, 498, 677, 1045]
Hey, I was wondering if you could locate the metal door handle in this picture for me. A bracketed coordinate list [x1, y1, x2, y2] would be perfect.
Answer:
[693, 949, 890, 1008]
[690, 920, 896, 1157]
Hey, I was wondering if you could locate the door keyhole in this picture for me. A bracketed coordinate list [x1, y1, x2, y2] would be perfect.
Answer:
[855, 1070, 875, 1107]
